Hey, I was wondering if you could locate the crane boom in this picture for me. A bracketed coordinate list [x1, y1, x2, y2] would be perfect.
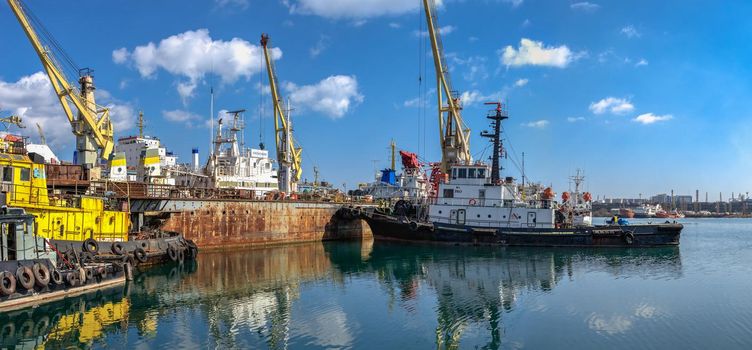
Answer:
[261, 33, 303, 194]
[423, 0, 472, 173]
[8, 0, 114, 167]
[35, 123, 46, 144]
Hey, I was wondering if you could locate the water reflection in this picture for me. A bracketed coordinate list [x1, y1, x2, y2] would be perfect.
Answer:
[342, 243, 682, 350]
[0, 241, 682, 349]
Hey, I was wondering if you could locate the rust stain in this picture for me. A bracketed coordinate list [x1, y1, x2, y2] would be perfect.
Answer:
[159, 201, 370, 249]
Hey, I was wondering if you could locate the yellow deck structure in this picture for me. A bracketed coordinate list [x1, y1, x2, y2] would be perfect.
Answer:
[0, 142, 129, 241]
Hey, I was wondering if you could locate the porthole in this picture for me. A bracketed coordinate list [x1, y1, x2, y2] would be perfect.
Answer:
[488, 215, 492, 218]
[438, 210, 442, 214]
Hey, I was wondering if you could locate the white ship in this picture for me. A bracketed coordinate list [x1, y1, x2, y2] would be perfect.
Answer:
[203, 110, 279, 198]
[633, 204, 662, 218]
[355, 148, 429, 203]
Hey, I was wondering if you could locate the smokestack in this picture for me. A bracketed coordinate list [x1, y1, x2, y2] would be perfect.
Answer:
[192, 148, 199, 171]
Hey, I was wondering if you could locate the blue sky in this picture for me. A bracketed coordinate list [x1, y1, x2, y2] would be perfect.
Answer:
[1, 0, 751, 199]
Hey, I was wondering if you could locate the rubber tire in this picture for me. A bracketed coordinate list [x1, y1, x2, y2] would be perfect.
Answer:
[32, 263, 51, 288]
[188, 246, 198, 259]
[16, 266, 35, 290]
[83, 238, 99, 254]
[65, 272, 79, 287]
[34, 315, 50, 334]
[111, 242, 126, 255]
[624, 231, 635, 245]
[0, 271, 16, 295]
[80, 252, 95, 264]
[51, 269, 63, 285]
[409, 221, 419, 232]
[167, 245, 178, 261]
[1, 322, 14, 338]
[85, 268, 94, 282]
[133, 248, 148, 263]
[177, 249, 185, 264]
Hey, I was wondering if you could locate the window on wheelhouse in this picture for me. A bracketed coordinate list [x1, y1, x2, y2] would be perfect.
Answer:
[468, 168, 476, 178]
[443, 189, 454, 198]
[451, 168, 457, 180]
[477, 168, 486, 179]
[458, 168, 467, 178]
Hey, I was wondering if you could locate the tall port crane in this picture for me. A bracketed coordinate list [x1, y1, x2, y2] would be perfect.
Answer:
[8, 0, 114, 167]
[261, 33, 303, 194]
[423, 0, 472, 174]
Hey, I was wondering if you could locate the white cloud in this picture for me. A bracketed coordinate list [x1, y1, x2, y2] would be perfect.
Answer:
[635, 58, 649, 67]
[310, 35, 331, 58]
[163, 109, 201, 122]
[0, 72, 135, 150]
[501, 38, 576, 68]
[621, 25, 641, 38]
[567, 116, 585, 122]
[403, 97, 422, 108]
[514, 78, 528, 87]
[522, 120, 549, 128]
[503, 0, 523, 7]
[570, 2, 600, 11]
[215, 0, 249, 9]
[468, 36, 479, 42]
[448, 54, 488, 82]
[521, 19, 531, 27]
[415, 25, 456, 37]
[460, 90, 503, 106]
[285, 0, 443, 19]
[589, 97, 634, 115]
[284, 75, 363, 118]
[113, 29, 281, 102]
[388, 22, 401, 29]
[112, 48, 129, 64]
[634, 113, 672, 124]
[588, 313, 633, 335]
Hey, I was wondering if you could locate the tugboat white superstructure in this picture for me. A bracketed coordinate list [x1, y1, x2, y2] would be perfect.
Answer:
[359, 103, 682, 247]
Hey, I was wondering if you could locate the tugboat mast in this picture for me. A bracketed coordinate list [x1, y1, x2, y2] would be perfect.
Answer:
[481, 102, 507, 184]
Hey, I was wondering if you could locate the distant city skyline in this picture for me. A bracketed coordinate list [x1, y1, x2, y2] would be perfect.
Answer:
[1, 0, 750, 196]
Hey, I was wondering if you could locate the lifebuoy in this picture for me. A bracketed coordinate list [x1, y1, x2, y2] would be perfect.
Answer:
[0, 271, 16, 295]
[624, 231, 635, 245]
[469, 199, 477, 206]
[83, 238, 99, 254]
[133, 248, 148, 263]
[16, 266, 35, 290]
[111, 242, 126, 255]
[32, 263, 50, 288]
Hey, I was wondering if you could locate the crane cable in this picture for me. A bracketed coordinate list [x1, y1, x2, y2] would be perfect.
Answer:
[20, 0, 81, 79]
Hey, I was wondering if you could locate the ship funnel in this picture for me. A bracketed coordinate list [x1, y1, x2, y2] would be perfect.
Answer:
[192, 148, 200, 171]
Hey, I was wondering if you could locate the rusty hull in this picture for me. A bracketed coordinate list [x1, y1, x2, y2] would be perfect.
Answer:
[154, 201, 371, 249]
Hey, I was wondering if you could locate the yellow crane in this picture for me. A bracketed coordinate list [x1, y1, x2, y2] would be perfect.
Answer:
[35, 122, 46, 144]
[8, 0, 114, 168]
[261, 33, 303, 194]
[423, 0, 472, 173]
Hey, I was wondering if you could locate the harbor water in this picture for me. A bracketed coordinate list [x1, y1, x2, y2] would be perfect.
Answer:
[3, 218, 752, 349]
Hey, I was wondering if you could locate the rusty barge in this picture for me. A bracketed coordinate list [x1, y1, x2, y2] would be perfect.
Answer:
[127, 189, 370, 249]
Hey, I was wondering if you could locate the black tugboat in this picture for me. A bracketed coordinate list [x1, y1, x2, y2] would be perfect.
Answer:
[353, 103, 682, 247]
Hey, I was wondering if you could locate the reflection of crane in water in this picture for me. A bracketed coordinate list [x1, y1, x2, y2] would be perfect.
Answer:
[427, 257, 556, 350]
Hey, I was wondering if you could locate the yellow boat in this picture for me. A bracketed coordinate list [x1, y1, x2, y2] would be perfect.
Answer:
[0, 136, 129, 242]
